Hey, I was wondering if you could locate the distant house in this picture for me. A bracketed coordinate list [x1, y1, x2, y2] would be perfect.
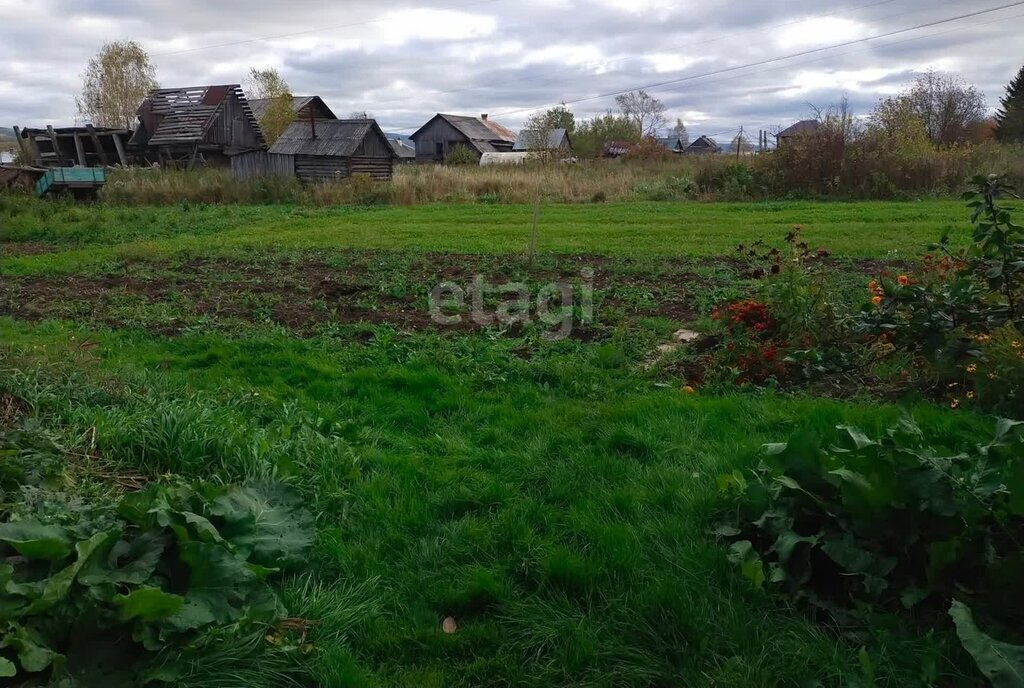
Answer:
[247, 96, 337, 123]
[410, 113, 517, 162]
[655, 136, 687, 153]
[129, 85, 264, 167]
[601, 140, 634, 158]
[231, 119, 396, 182]
[512, 128, 573, 154]
[775, 119, 821, 147]
[385, 134, 416, 163]
[13, 125, 132, 167]
[684, 135, 721, 155]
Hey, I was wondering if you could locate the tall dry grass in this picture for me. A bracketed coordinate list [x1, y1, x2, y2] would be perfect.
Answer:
[94, 145, 1024, 206]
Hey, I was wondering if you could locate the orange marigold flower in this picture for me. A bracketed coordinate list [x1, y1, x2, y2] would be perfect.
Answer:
[682, 385, 696, 394]
[871, 295, 883, 306]
[897, 275, 909, 285]
[966, 364, 977, 373]
[867, 280, 878, 291]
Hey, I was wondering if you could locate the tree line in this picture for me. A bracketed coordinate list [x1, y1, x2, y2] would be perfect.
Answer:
[72, 40, 1024, 155]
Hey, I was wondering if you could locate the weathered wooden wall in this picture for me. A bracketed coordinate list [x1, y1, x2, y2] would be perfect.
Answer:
[412, 118, 473, 162]
[231, 151, 294, 180]
[350, 156, 394, 180]
[207, 94, 264, 152]
[295, 155, 350, 181]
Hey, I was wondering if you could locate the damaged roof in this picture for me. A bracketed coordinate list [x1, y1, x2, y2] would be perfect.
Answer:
[135, 85, 263, 147]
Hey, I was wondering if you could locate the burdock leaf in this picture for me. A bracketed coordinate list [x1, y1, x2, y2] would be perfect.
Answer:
[210, 481, 313, 569]
[115, 587, 184, 622]
[0, 521, 70, 560]
[949, 600, 1024, 687]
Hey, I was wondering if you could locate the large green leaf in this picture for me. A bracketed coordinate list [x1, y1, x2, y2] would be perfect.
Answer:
[115, 587, 184, 622]
[24, 530, 116, 615]
[950, 600, 1024, 687]
[0, 657, 14, 677]
[210, 481, 313, 569]
[175, 541, 258, 626]
[1, 623, 59, 673]
[78, 530, 167, 587]
[0, 521, 70, 561]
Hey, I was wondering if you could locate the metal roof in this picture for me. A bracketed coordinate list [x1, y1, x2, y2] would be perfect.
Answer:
[686, 135, 720, 151]
[269, 119, 392, 157]
[777, 119, 821, 138]
[512, 128, 569, 151]
[411, 114, 517, 143]
[655, 136, 685, 151]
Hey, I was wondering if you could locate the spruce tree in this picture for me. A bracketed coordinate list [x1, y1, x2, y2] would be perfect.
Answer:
[995, 65, 1024, 142]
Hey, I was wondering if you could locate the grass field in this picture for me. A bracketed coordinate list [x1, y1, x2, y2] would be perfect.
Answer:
[0, 196, 996, 686]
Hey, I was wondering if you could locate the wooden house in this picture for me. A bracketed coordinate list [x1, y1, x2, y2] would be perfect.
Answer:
[129, 85, 264, 167]
[512, 128, 573, 155]
[13, 125, 131, 168]
[410, 114, 516, 162]
[655, 136, 686, 153]
[684, 135, 721, 155]
[231, 119, 396, 182]
[248, 96, 337, 123]
[775, 119, 821, 147]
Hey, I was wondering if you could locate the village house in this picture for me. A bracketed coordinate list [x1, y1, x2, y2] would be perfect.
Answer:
[655, 136, 687, 153]
[512, 128, 573, 155]
[247, 96, 337, 123]
[775, 119, 822, 147]
[129, 84, 264, 167]
[410, 113, 517, 162]
[231, 118, 396, 182]
[684, 135, 721, 155]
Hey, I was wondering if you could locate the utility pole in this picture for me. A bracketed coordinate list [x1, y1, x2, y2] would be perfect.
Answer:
[736, 126, 743, 161]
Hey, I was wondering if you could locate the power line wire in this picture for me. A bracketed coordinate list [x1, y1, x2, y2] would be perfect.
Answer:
[485, 0, 1024, 121]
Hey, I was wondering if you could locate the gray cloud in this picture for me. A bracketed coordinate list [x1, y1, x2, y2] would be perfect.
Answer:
[2, 0, 1021, 138]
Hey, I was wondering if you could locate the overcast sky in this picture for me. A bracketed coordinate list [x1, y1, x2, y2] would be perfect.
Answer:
[2, 0, 1022, 138]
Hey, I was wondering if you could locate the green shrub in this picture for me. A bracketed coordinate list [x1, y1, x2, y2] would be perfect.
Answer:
[716, 415, 1024, 685]
[444, 145, 478, 166]
[0, 427, 314, 684]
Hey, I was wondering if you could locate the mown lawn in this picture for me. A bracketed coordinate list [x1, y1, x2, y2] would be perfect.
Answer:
[0, 196, 992, 686]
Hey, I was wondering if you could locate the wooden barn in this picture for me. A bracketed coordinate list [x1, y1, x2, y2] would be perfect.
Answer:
[129, 85, 264, 167]
[410, 113, 516, 162]
[231, 119, 396, 182]
[13, 125, 131, 167]
[248, 96, 337, 123]
[684, 136, 721, 155]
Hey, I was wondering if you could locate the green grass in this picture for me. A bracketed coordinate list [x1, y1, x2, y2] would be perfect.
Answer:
[1, 198, 992, 277]
[0, 196, 998, 686]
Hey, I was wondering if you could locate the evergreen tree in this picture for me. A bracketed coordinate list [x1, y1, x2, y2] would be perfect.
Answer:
[995, 65, 1024, 143]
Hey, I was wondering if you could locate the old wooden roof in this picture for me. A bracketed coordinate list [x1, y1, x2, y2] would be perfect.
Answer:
[411, 114, 517, 148]
[777, 119, 821, 138]
[268, 119, 394, 157]
[248, 96, 337, 122]
[139, 85, 262, 146]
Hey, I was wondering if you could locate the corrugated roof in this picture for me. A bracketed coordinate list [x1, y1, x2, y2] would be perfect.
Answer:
[777, 119, 821, 138]
[513, 128, 568, 151]
[655, 136, 685, 151]
[686, 135, 720, 151]
[269, 119, 384, 156]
